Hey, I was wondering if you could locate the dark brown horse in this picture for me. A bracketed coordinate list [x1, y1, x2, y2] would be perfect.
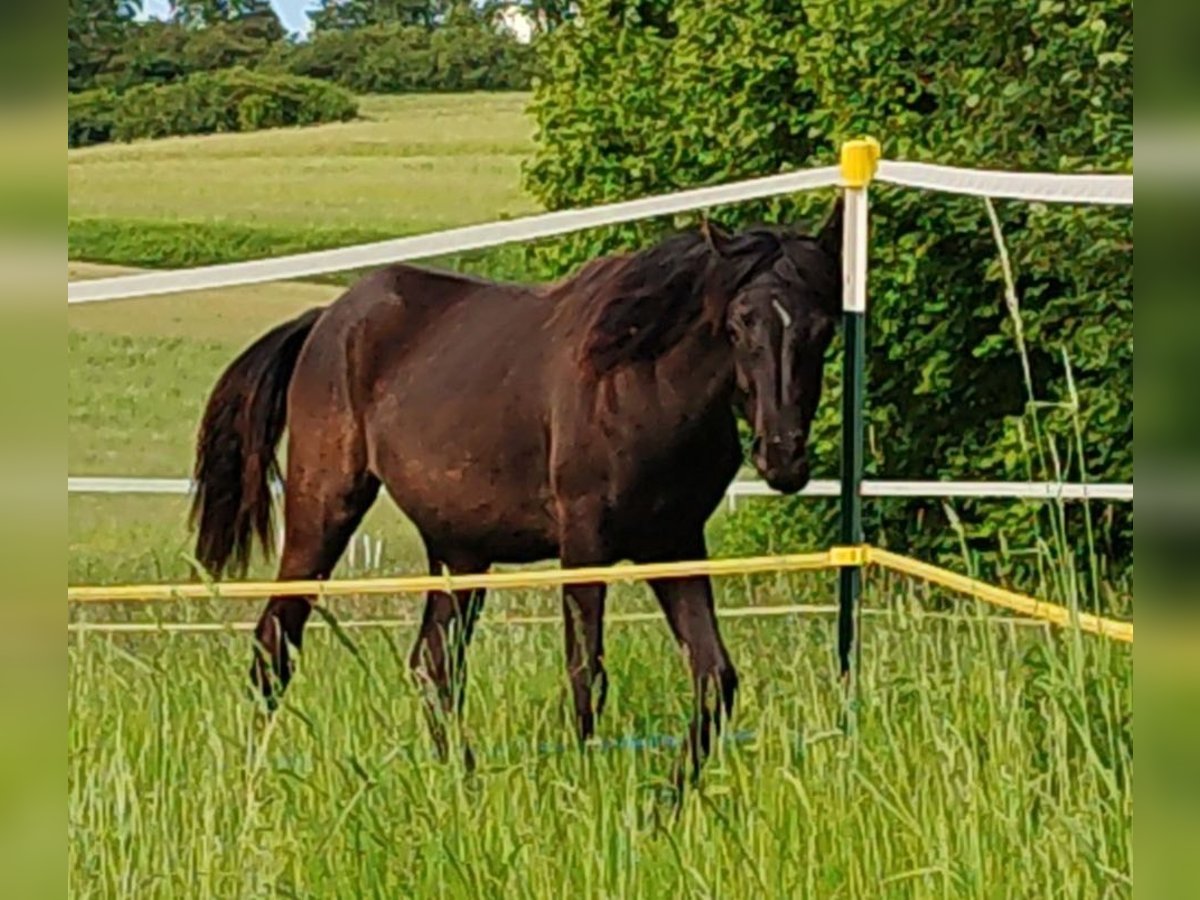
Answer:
[191, 199, 843, 775]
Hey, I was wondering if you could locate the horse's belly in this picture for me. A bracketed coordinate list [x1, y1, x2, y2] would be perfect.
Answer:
[394, 486, 559, 563]
[373, 432, 559, 563]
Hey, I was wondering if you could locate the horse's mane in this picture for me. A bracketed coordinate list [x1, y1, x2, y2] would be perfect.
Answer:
[561, 225, 834, 376]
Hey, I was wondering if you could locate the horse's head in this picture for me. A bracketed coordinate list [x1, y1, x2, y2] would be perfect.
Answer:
[711, 201, 843, 493]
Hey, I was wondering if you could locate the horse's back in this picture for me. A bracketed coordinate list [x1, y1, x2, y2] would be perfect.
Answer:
[294, 263, 563, 561]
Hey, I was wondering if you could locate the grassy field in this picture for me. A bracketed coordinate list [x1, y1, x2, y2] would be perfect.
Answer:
[68, 93, 537, 233]
[68, 93, 1132, 897]
[68, 92, 537, 486]
[67, 93, 538, 279]
[68, 574, 1132, 897]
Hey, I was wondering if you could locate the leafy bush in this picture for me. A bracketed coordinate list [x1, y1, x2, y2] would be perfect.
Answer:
[68, 89, 119, 148]
[527, 0, 1133, 589]
[68, 217, 536, 286]
[68, 68, 357, 147]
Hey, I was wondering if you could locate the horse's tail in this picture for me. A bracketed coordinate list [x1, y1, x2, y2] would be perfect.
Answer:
[190, 306, 325, 579]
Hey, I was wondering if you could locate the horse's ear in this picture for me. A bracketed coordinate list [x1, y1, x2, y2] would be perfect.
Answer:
[699, 215, 734, 257]
[773, 252, 801, 284]
[817, 195, 844, 259]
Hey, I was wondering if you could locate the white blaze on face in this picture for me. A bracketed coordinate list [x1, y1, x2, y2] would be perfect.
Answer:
[772, 299, 793, 401]
[771, 298, 793, 330]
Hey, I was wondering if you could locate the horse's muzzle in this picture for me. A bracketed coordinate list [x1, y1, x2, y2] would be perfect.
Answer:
[762, 460, 811, 495]
[753, 433, 810, 495]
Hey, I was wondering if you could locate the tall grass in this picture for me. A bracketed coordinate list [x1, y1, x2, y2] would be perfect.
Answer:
[67, 567, 1132, 897]
[965, 199, 1129, 620]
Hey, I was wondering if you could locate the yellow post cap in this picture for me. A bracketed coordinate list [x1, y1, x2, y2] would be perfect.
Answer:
[840, 137, 881, 187]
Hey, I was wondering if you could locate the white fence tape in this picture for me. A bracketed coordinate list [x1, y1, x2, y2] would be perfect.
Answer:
[876, 161, 1132, 205]
[67, 476, 1132, 502]
[729, 480, 1132, 501]
[66, 161, 1132, 305]
[67, 166, 841, 304]
[67, 160, 1133, 514]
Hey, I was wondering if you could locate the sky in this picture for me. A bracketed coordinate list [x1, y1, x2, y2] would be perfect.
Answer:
[140, 1, 320, 37]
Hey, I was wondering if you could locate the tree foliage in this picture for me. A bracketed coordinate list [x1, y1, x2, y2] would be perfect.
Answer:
[266, 19, 533, 92]
[170, 0, 281, 28]
[527, 0, 1133, 583]
[486, 0, 578, 32]
[69, 3, 534, 97]
[68, 0, 139, 92]
[310, 0, 453, 31]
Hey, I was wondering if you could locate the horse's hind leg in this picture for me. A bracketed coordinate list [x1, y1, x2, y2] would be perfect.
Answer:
[409, 551, 488, 765]
[251, 448, 379, 705]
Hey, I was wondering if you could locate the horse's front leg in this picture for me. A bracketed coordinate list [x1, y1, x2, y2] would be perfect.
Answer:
[645, 537, 739, 780]
[558, 498, 610, 744]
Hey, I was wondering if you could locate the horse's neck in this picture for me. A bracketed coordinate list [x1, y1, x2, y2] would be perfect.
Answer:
[652, 322, 736, 421]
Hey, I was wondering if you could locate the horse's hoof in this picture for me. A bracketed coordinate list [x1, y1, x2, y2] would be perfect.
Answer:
[248, 660, 284, 714]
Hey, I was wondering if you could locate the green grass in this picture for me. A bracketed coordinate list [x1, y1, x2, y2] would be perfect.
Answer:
[68, 495, 1132, 898]
[65, 90, 546, 614]
[68, 329, 272, 477]
[68, 93, 537, 233]
[68, 93, 541, 282]
[68, 570, 1132, 897]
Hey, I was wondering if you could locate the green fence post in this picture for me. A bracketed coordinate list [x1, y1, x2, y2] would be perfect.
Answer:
[837, 138, 879, 686]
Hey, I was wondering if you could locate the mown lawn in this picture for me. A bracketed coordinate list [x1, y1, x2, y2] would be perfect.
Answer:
[68, 93, 537, 234]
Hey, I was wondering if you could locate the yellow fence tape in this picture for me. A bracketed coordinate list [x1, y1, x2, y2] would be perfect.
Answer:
[866, 547, 1133, 644]
[66, 544, 1132, 644]
[65, 550, 837, 604]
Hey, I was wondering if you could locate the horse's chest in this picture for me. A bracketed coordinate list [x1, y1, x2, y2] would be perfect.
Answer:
[612, 416, 742, 523]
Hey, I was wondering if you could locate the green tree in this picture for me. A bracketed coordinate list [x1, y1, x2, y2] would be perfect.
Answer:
[275, 19, 533, 91]
[170, 0, 277, 26]
[68, 0, 138, 92]
[485, 0, 578, 32]
[100, 21, 191, 89]
[171, 0, 219, 24]
[527, 0, 1133, 585]
[310, 0, 450, 30]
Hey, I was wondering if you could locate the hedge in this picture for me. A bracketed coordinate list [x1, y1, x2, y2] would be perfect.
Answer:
[526, 0, 1133, 592]
[67, 217, 534, 286]
[68, 68, 358, 147]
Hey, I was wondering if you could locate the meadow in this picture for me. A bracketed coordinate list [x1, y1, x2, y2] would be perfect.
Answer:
[68, 93, 1133, 897]
[68, 94, 537, 236]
